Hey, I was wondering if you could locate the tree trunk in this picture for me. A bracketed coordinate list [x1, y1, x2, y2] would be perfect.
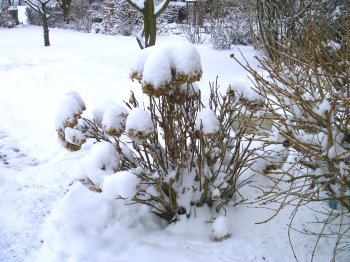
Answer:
[126, 0, 170, 49]
[143, 0, 155, 48]
[61, 0, 73, 23]
[148, 14, 156, 47]
[41, 3, 50, 46]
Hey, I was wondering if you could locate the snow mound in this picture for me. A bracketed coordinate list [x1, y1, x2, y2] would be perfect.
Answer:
[125, 108, 154, 140]
[195, 108, 220, 135]
[130, 42, 202, 95]
[39, 182, 162, 262]
[84, 142, 120, 187]
[211, 216, 232, 241]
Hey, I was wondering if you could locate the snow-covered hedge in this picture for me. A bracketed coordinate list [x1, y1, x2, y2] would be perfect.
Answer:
[209, 7, 252, 49]
[0, 5, 18, 28]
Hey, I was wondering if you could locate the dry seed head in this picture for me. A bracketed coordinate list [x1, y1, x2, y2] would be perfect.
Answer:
[142, 83, 172, 97]
[239, 97, 265, 111]
[65, 142, 82, 152]
[141, 71, 202, 97]
[173, 71, 202, 85]
[130, 71, 142, 82]
[104, 128, 123, 137]
[127, 128, 154, 141]
[130, 42, 202, 97]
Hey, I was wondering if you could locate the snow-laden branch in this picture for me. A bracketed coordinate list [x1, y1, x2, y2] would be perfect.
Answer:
[23, 0, 41, 14]
[136, 27, 146, 49]
[125, 0, 170, 17]
[154, 0, 170, 17]
[125, 0, 144, 13]
[23, 0, 52, 15]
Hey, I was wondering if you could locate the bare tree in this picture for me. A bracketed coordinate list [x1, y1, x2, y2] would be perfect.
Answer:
[24, 0, 56, 46]
[124, 0, 171, 49]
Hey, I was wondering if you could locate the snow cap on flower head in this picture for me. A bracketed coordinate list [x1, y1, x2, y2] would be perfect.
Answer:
[130, 42, 202, 96]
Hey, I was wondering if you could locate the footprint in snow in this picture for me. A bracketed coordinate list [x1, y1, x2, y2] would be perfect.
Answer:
[0, 131, 39, 170]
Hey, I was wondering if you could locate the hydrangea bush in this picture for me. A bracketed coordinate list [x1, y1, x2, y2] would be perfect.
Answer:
[56, 42, 266, 222]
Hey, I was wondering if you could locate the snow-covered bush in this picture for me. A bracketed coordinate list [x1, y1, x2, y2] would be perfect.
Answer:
[210, 11, 252, 49]
[56, 42, 266, 223]
[180, 24, 208, 45]
[156, 1, 186, 36]
[207, 1, 253, 49]
[256, 0, 349, 60]
[157, 1, 185, 24]
[100, 0, 141, 36]
[66, 0, 93, 32]
[0, 4, 18, 28]
[234, 19, 350, 261]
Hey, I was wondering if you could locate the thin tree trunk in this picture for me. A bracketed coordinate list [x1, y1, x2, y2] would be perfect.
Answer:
[41, 3, 50, 46]
[149, 16, 156, 47]
[61, 0, 72, 23]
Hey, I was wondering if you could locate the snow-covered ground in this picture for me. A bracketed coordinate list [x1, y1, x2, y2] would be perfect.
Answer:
[0, 26, 346, 262]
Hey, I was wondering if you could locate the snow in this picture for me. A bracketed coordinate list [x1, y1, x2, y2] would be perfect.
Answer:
[84, 141, 120, 187]
[55, 91, 85, 130]
[142, 46, 173, 87]
[195, 107, 220, 134]
[64, 127, 86, 145]
[229, 77, 264, 103]
[211, 216, 232, 241]
[131, 41, 202, 91]
[38, 182, 163, 262]
[92, 100, 126, 127]
[326, 40, 341, 50]
[17, 6, 29, 25]
[0, 26, 347, 262]
[154, 0, 170, 14]
[102, 170, 139, 199]
[314, 98, 331, 118]
[102, 104, 129, 136]
[130, 0, 145, 10]
[179, 82, 200, 97]
[125, 107, 154, 139]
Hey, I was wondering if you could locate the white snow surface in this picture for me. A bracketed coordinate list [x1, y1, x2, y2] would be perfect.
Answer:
[0, 26, 346, 262]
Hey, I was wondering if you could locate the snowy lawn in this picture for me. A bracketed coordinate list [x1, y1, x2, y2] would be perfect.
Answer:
[0, 26, 344, 262]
